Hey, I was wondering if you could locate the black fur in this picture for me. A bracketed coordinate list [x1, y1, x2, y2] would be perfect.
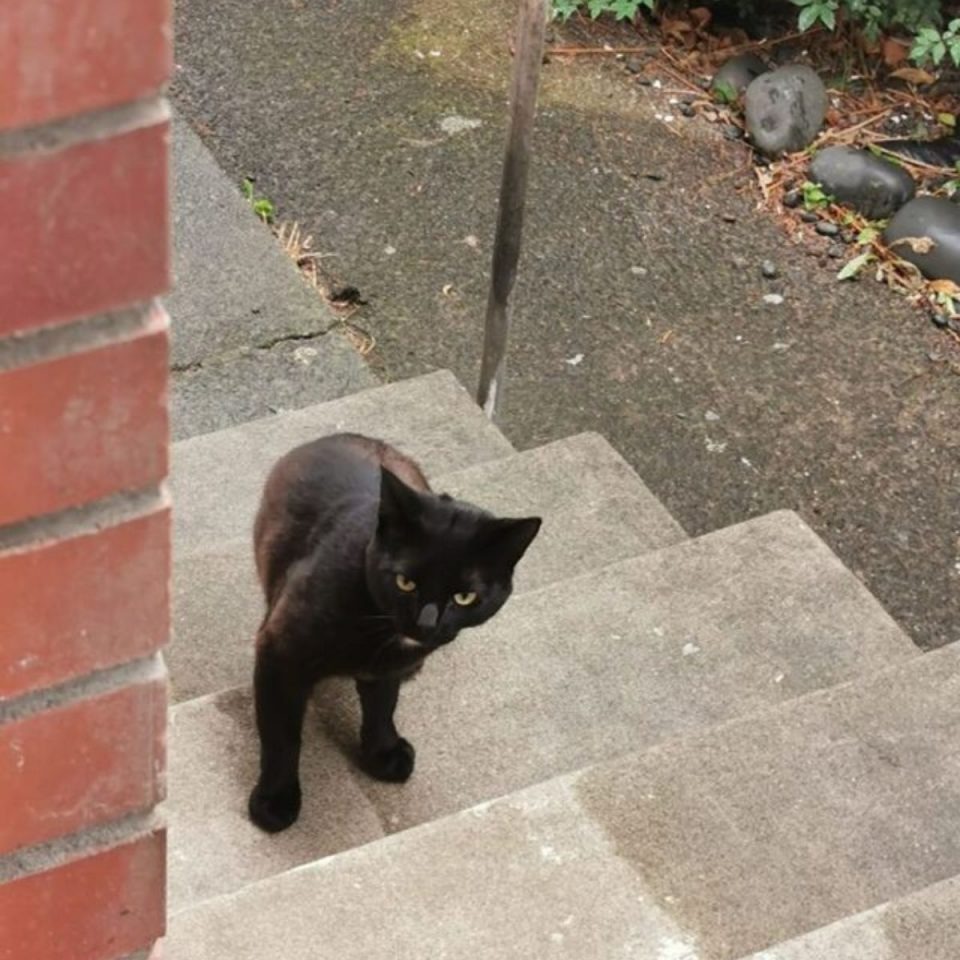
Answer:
[248, 433, 541, 832]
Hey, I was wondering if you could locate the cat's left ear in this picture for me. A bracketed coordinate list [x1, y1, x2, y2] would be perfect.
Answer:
[378, 467, 422, 538]
[483, 516, 542, 569]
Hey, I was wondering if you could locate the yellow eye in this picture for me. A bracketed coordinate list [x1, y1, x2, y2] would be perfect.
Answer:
[395, 574, 417, 593]
[453, 591, 478, 607]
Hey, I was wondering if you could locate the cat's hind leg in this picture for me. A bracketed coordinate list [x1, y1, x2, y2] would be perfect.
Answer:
[355, 675, 415, 782]
[249, 643, 312, 832]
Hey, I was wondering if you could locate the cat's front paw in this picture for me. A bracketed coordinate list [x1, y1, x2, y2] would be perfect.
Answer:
[363, 737, 416, 783]
[249, 779, 302, 832]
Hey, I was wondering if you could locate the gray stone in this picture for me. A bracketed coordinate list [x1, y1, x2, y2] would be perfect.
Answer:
[171, 371, 513, 557]
[884, 196, 960, 284]
[167, 432, 687, 702]
[165, 511, 915, 907]
[761, 259, 778, 279]
[711, 53, 768, 101]
[167, 114, 341, 369]
[171, 332, 376, 441]
[167, 113, 376, 438]
[165, 644, 958, 960]
[809, 146, 916, 219]
[815, 221, 840, 237]
[745, 65, 827, 156]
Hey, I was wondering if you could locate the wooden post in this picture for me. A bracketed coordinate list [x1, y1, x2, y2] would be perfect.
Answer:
[477, 0, 547, 420]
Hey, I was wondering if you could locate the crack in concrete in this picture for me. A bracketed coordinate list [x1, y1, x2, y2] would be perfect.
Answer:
[170, 324, 338, 373]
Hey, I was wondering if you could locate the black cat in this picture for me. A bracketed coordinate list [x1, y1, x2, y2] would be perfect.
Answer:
[248, 432, 541, 832]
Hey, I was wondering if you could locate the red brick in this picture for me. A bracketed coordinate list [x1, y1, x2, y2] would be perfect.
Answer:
[0, 119, 169, 336]
[0, 676, 166, 855]
[0, 503, 170, 700]
[0, 829, 165, 960]
[0, 0, 171, 131]
[0, 308, 169, 526]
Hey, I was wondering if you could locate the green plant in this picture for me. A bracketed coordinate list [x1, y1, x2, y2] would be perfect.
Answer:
[793, 0, 838, 32]
[551, 0, 950, 65]
[552, 0, 653, 21]
[241, 178, 276, 224]
[712, 79, 738, 104]
[800, 180, 833, 210]
[837, 251, 874, 280]
[910, 19, 960, 66]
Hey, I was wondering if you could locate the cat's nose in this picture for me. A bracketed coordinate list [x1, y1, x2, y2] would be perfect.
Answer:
[417, 603, 439, 629]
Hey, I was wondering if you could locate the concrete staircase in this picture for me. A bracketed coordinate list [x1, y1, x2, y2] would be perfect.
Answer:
[162, 370, 955, 959]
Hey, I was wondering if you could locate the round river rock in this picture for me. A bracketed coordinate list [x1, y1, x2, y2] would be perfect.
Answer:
[884, 196, 960, 285]
[745, 65, 827, 157]
[711, 52, 768, 100]
[809, 146, 915, 219]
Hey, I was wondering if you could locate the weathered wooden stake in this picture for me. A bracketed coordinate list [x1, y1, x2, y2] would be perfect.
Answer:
[477, 0, 548, 420]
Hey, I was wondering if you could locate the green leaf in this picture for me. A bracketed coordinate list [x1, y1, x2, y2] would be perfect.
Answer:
[712, 79, 738, 104]
[837, 252, 872, 281]
[241, 178, 254, 200]
[820, 6, 836, 30]
[939, 112, 957, 128]
[798, 4, 820, 31]
[800, 180, 832, 210]
[550, 0, 580, 19]
[610, 0, 642, 18]
[857, 226, 879, 245]
[252, 198, 275, 222]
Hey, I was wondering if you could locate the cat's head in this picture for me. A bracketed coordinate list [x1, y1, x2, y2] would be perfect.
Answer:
[365, 467, 541, 647]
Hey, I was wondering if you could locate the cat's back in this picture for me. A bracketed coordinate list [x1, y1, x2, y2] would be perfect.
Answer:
[254, 433, 429, 599]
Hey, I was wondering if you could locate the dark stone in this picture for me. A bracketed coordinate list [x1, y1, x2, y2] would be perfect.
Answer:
[827, 243, 844, 259]
[625, 57, 644, 74]
[815, 221, 840, 237]
[722, 124, 743, 141]
[800, 211, 819, 223]
[885, 196, 960, 284]
[809, 146, 916, 219]
[679, 102, 695, 118]
[932, 313, 950, 328]
[744, 65, 827, 157]
[782, 189, 801, 208]
[711, 52, 768, 100]
[761, 260, 778, 279]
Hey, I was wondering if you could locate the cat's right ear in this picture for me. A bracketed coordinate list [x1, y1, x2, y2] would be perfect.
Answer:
[378, 467, 421, 539]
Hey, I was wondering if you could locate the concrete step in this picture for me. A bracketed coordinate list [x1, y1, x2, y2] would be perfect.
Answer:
[167, 113, 377, 440]
[164, 511, 915, 911]
[171, 369, 514, 558]
[168, 432, 687, 702]
[165, 643, 960, 959]
[736, 874, 960, 959]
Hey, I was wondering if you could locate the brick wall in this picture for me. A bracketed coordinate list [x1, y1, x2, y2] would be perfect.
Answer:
[0, 3, 171, 959]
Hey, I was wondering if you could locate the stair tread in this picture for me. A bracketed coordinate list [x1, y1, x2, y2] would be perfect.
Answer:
[736, 874, 960, 959]
[171, 370, 514, 557]
[167, 644, 960, 959]
[166, 510, 915, 912]
[168, 432, 686, 702]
